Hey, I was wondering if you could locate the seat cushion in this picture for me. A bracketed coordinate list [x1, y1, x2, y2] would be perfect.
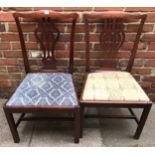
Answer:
[7, 73, 78, 107]
[82, 71, 150, 102]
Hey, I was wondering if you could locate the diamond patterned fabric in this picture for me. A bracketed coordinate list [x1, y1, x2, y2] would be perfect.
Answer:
[7, 73, 78, 107]
[82, 71, 150, 102]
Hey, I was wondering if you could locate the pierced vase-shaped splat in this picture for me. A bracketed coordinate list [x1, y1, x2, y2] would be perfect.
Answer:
[35, 18, 60, 69]
[100, 19, 125, 55]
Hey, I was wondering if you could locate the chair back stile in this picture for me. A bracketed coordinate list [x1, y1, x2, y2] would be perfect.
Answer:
[84, 12, 147, 73]
[126, 15, 146, 72]
[14, 14, 30, 73]
[13, 10, 78, 74]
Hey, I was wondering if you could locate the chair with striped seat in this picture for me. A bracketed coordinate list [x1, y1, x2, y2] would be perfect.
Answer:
[80, 11, 152, 139]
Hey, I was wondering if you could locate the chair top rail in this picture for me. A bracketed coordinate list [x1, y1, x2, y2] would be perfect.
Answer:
[13, 10, 78, 20]
[84, 11, 147, 20]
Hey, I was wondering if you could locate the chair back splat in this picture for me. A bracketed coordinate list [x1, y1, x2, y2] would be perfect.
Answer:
[84, 12, 147, 73]
[13, 10, 78, 74]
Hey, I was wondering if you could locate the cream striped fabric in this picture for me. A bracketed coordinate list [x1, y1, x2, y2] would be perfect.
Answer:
[82, 71, 150, 102]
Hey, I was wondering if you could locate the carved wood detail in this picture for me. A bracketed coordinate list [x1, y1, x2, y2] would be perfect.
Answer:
[13, 10, 78, 73]
[100, 19, 125, 54]
[35, 18, 60, 69]
[84, 12, 147, 72]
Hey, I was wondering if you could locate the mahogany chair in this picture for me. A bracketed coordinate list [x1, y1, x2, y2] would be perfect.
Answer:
[3, 10, 80, 143]
[80, 11, 152, 139]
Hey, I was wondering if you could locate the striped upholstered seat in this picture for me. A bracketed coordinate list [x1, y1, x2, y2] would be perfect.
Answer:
[82, 71, 150, 102]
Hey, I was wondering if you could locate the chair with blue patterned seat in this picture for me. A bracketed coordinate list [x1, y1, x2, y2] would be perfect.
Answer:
[3, 10, 80, 143]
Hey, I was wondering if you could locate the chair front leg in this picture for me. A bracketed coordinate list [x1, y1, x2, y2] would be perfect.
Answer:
[80, 106, 84, 138]
[3, 108, 20, 143]
[134, 105, 152, 139]
[74, 107, 80, 143]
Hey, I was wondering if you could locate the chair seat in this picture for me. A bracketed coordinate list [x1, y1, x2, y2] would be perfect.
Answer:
[7, 73, 78, 107]
[82, 71, 150, 102]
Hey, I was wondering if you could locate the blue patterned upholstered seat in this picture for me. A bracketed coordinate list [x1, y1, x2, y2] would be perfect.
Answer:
[7, 73, 78, 107]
